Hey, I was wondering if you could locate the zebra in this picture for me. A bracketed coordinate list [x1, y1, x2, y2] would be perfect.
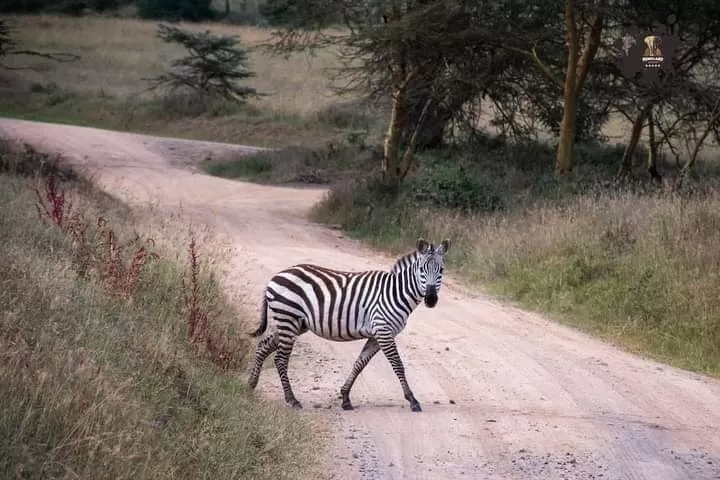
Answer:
[247, 238, 451, 412]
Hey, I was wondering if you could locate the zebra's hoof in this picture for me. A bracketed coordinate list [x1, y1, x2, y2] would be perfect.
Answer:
[341, 401, 354, 411]
[410, 402, 422, 412]
[290, 400, 303, 409]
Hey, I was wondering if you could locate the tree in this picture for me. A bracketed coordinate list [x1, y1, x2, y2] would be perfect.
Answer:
[500, 0, 606, 175]
[266, 0, 544, 184]
[148, 24, 260, 102]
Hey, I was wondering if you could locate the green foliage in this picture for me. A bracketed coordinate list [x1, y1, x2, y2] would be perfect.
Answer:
[137, 0, 214, 21]
[149, 24, 258, 101]
[408, 161, 507, 213]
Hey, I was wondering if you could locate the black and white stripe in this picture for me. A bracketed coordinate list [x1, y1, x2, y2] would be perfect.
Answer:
[248, 238, 451, 412]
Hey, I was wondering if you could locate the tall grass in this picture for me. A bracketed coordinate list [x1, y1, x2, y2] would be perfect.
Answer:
[307, 142, 720, 375]
[0, 143, 322, 479]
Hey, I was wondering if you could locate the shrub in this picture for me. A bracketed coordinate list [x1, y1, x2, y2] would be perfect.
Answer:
[408, 162, 507, 213]
[136, 0, 214, 20]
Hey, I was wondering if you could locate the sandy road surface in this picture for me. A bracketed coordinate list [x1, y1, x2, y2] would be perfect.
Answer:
[3, 118, 720, 480]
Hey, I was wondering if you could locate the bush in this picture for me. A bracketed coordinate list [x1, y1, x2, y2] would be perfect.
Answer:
[408, 162, 507, 213]
[137, 0, 214, 21]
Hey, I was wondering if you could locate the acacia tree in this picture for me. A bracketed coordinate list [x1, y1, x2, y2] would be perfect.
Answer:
[499, 0, 607, 175]
[267, 0, 563, 184]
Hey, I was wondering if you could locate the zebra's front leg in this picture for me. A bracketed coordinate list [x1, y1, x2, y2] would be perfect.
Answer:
[377, 336, 422, 412]
[340, 338, 381, 410]
[274, 332, 302, 409]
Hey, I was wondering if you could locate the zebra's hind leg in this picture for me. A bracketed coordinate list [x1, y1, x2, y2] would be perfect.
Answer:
[248, 334, 278, 390]
[377, 335, 422, 412]
[340, 338, 380, 410]
[274, 324, 302, 409]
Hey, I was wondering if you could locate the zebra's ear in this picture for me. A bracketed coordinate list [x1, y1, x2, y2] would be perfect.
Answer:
[437, 239, 451, 255]
[416, 238, 429, 253]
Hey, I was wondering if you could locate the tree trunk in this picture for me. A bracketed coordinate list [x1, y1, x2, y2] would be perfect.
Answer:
[555, 0, 606, 175]
[646, 107, 662, 184]
[618, 105, 650, 178]
[556, 88, 578, 175]
[224, 0, 230, 17]
[383, 77, 410, 185]
[403, 96, 449, 150]
[555, 0, 579, 175]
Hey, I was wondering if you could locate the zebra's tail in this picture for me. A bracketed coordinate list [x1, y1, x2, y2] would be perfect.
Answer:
[250, 295, 268, 338]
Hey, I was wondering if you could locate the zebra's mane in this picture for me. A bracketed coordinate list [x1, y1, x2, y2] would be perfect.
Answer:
[390, 250, 421, 274]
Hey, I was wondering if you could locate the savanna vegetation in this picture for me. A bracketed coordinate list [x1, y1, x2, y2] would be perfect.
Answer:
[0, 142, 323, 478]
[2, 0, 720, 410]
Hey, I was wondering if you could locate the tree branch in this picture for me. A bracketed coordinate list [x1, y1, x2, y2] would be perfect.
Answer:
[574, 0, 606, 91]
[0, 49, 80, 70]
[399, 97, 433, 181]
[500, 44, 563, 89]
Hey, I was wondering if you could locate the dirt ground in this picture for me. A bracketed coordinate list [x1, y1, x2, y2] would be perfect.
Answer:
[2, 118, 720, 480]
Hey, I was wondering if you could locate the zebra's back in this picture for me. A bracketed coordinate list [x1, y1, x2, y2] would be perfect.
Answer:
[265, 263, 386, 341]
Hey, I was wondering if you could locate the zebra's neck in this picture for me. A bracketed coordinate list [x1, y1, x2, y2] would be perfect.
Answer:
[391, 251, 419, 274]
[388, 251, 424, 309]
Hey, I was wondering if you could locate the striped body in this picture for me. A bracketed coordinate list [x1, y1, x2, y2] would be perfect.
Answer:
[266, 261, 424, 342]
[248, 238, 451, 412]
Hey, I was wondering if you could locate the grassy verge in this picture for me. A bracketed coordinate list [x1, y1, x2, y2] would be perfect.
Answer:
[0, 143, 321, 479]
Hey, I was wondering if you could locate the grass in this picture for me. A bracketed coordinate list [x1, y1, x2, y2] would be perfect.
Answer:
[204, 137, 379, 184]
[240, 134, 720, 377]
[0, 142, 322, 479]
[0, 14, 373, 148]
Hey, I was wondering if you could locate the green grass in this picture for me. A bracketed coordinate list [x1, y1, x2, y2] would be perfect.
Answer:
[0, 143, 322, 479]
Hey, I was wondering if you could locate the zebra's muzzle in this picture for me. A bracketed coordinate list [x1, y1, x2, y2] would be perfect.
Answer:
[424, 287, 438, 308]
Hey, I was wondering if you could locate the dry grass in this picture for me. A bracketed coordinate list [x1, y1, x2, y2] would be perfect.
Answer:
[309, 146, 720, 376]
[0, 142, 323, 479]
[0, 14, 367, 147]
[3, 14, 346, 117]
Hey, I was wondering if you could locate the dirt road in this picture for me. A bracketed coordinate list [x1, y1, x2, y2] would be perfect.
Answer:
[2, 118, 720, 480]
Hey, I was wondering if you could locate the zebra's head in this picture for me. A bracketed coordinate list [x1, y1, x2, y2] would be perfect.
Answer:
[415, 238, 451, 308]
